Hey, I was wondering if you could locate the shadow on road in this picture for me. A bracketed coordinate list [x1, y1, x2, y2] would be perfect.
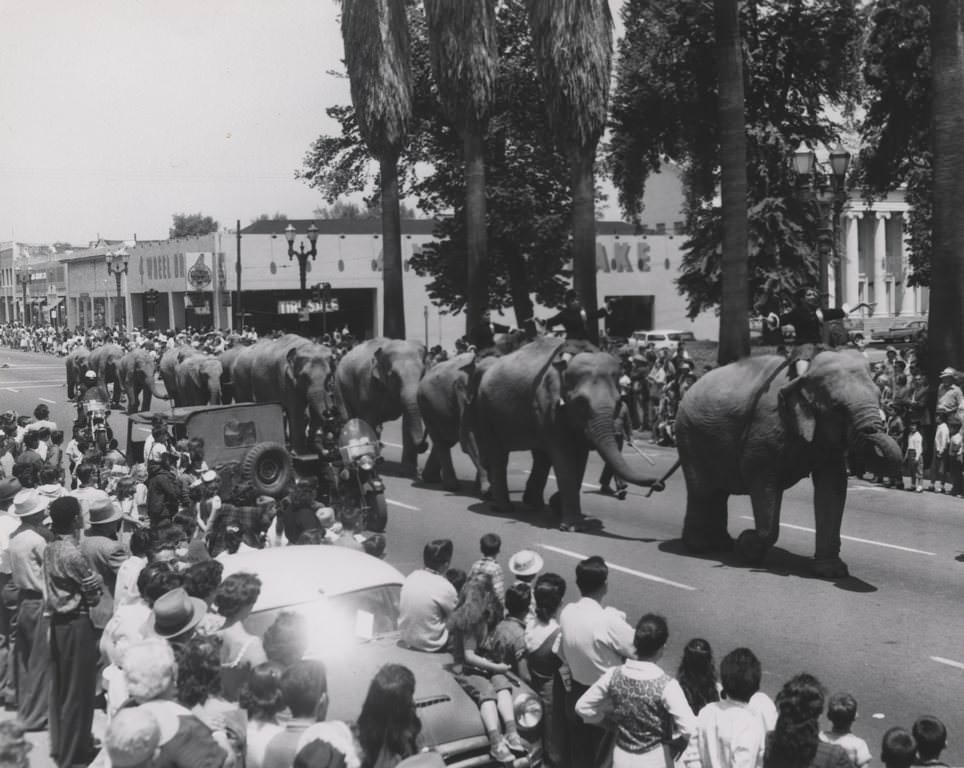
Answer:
[657, 538, 878, 593]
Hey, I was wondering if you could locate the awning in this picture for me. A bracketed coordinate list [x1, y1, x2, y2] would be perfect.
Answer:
[46, 297, 63, 309]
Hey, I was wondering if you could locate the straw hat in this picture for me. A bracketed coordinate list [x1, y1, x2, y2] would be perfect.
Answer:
[12, 490, 48, 519]
[88, 491, 122, 526]
[508, 550, 544, 578]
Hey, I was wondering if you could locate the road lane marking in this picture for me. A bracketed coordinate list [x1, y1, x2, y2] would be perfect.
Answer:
[386, 499, 420, 511]
[540, 544, 697, 591]
[382, 441, 403, 449]
[738, 516, 936, 556]
[930, 656, 964, 671]
[39, 397, 56, 404]
[1, 388, 17, 393]
[523, 470, 599, 490]
[0, 384, 65, 392]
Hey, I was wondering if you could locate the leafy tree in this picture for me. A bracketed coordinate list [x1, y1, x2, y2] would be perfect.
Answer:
[609, 0, 862, 320]
[424, 0, 499, 334]
[526, 0, 613, 343]
[170, 213, 219, 239]
[299, 1, 575, 324]
[341, 0, 413, 340]
[249, 212, 288, 224]
[313, 200, 420, 219]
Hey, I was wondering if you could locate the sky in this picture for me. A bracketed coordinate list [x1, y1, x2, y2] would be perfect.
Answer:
[0, 0, 623, 246]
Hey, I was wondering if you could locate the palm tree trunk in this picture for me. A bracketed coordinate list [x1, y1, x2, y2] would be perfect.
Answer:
[381, 153, 406, 340]
[928, 0, 964, 382]
[715, 0, 750, 364]
[504, 241, 535, 326]
[464, 123, 489, 335]
[570, 147, 600, 344]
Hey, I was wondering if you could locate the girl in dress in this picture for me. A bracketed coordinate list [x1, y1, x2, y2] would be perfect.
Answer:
[524, 572, 566, 768]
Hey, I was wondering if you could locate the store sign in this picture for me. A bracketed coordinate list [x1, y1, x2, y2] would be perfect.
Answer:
[277, 298, 340, 315]
[188, 253, 213, 290]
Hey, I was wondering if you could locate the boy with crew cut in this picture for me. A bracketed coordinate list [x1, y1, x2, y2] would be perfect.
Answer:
[820, 692, 871, 768]
[881, 726, 917, 768]
[468, 532, 505, 604]
[399, 539, 458, 652]
[912, 715, 949, 767]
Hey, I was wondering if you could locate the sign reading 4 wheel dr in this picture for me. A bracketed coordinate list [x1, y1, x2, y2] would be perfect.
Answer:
[187, 253, 214, 291]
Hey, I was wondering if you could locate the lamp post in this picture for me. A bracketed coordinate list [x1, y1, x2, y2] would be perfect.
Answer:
[105, 248, 130, 328]
[792, 141, 852, 307]
[284, 223, 319, 330]
[16, 262, 30, 325]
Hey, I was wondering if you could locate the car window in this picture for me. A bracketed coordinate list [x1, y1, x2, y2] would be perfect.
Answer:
[224, 419, 258, 448]
[650, 334, 666, 341]
[245, 585, 402, 654]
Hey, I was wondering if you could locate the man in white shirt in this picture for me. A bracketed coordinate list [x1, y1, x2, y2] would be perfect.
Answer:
[0, 479, 22, 707]
[399, 539, 458, 652]
[558, 555, 636, 766]
[697, 648, 768, 768]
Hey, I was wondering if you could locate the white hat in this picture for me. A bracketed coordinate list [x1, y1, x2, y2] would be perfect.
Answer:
[314, 506, 336, 529]
[12, 489, 48, 518]
[201, 469, 218, 483]
[940, 367, 957, 379]
[508, 549, 544, 578]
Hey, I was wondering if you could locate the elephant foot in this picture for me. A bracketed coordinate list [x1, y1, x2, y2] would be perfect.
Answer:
[420, 466, 442, 484]
[682, 526, 734, 554]
[559, 516, 601, 533]
[522, 490, 544, 510]
[812, 558, 849, 579]
[736, 530, 772, 565]
[442, 478, 459, 493]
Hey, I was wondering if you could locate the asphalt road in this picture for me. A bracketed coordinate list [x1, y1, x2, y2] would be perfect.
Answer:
[0, 346, 961, 766]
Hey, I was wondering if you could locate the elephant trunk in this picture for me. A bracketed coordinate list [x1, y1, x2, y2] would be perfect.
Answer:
[848, 403, 902, 475]
[587, 408, 659, 487]
[147, 371, 168, 400]
[306, 384, 333, 434]
[402, 396, 428, 454]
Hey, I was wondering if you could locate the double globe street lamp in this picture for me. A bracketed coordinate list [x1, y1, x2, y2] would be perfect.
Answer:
[16, 263, 30, 325]
[284, 223, 319, 328]
[106, 248, 130, 328]
[791, 141, 852, 307]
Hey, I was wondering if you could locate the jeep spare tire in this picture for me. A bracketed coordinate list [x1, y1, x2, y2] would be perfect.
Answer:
[241, 441, 292, 497]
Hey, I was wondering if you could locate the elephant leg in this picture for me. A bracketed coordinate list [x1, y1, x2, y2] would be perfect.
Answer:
[486, 448, 512, 514]
[421, 443, 443, 484]
[142, 387, 152, 412]
[811, 456, 850, 578]
[437, 443, 459, 493]
[737, 481, 783, 564]
[551, 447, 589, 528]
[681, 486, 733, 553]
[523, 450, 550, 510]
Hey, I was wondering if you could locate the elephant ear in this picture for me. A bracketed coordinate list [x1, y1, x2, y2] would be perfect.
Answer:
[371, 347, 388, 384]
[457, 359, 477, 405]
[285, 347, 301, 385]
[779, 378, 817, 443]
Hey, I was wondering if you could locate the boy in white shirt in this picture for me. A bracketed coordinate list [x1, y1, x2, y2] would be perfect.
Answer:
[928, 412, 950, 493]
[905, 421, 924, 493]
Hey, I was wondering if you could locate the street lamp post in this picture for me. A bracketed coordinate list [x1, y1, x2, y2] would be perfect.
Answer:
[105, 248, 130, 328]
[792, 141, 852, 307]
[284, 223, 319, 331]
[16, 264, 30, 325]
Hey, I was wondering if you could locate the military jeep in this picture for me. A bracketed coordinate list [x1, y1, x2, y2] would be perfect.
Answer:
[126, 402, 293, 500]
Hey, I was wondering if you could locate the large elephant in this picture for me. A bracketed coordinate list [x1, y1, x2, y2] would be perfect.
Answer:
[217, 344, 248, 404]
[175, 354, 224, 407]
[675, 351, 904, 578]
[87, 343, 126, 406]
[474, 337, 661, 528]
[231, 334, 336, 453]
[117, 349, 169, 413]
[417, 352, 488, 494]
[65, 346, 91, 400]
[335, 338, 428, 473]
[158, 345, 201, 404]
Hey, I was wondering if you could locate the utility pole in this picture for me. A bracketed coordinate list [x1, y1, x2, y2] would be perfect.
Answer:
[235, 219, 242, 331]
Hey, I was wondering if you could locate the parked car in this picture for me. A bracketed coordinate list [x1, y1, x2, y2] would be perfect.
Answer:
[627, 329, 694, 350]
[220, 546, 544, 767]
[127, 402, 293, 499]
[871, 320, 927, 344]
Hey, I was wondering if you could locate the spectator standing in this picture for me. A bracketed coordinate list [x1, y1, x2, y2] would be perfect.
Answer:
[0, 478, 21, 709]
[764, 673, 851, 768]
[928, 413, 950, 494]
[399, 539, 458, 653]
[880, 727, 916, 768]
[69, 462, 101, 530]
[905, 422, 924, 493]
[13, 432, 42, 489]
[80, 491, 128, 631]
[240, 663, 286, 768]
[355, 663, 422, 768]
[216, 573, 268, 701]
[576, 613, 697, 767]
[7, 489, 52, 730]
[147, 448, 189, 528]
[557, 555, 636, 767]
[44, 495, 103, 767]
[936, 367, 963, 427]
[467, 533, 505, 605]
[114, 529, 153, 610]
[696, 647, 768, 768]
[820, 692, 871, 768]
[911, 715, 949, 767]
[525, 572, 566, 768]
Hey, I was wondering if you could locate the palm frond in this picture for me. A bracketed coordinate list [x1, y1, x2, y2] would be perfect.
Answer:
[342, 0, 414, 157]
[526, 0, 613, 151]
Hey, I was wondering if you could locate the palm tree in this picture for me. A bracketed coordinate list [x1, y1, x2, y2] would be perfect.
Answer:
[526, 0, 612, 344]
[341, 0, 413, 339]
[928, 0, 964, 381]
[714, 0, 749, 364]
[424, 0, 498, 335]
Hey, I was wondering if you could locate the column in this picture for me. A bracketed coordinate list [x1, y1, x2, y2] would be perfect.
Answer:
[873, 212, 890, 316]
[844, 212, 862, 309]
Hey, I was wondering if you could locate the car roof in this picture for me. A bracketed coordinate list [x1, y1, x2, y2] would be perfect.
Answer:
[128, 402, 284, 427]
[218, 545, 405, 613]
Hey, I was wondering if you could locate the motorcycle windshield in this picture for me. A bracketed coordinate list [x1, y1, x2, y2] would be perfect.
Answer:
[338, 419, 379, 461]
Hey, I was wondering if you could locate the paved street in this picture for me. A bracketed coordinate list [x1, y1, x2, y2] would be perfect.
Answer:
[0, 347, 962, 765]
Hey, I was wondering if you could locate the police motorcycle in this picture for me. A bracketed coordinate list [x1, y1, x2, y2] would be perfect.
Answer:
[75, 372, 114, 453]
[313, 409, 388, 534]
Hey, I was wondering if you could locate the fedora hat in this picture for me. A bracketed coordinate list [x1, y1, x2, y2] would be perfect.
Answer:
[12, 489, 48, 519]
[508, 549, 544, 578]
[88, 491, 122, 525]
[0, 478, 22, 503]
[152, 588, 206, 639]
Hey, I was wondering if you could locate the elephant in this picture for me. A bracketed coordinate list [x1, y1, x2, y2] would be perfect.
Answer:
[231, 334, 336, 453]
[158, 345, 201, 404]
[174, 354, 224, 407]
[117, 349, 169, 413]
[87, 343, 126, 406]
[417, 352, 489, 494]
[65, 346, 91, 400]
[474, 336, 661, 528]
[335, 338, 428, 473]
[217, 344, 249, 404]
[674, 350, 904, 578]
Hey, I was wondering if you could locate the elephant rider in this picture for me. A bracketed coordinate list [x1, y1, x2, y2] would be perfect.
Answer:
[467, 310, 512, 354]
[541, 290, 610, 342]
[765, 286, 850, 379]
